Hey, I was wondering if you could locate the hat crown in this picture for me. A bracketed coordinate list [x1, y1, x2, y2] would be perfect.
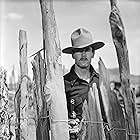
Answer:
[71, 28, 93, 48]
[62, 27, 105, 54]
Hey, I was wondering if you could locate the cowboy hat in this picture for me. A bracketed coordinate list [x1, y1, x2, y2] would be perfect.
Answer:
[62, 28, 105, 54]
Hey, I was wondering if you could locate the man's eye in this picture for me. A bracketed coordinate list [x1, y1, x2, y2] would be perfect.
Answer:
[79, 49, 84, 52]
[85, 48, 90, 52]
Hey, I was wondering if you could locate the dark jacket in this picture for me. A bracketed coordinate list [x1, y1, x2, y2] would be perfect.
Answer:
[63, 64, 102, 120]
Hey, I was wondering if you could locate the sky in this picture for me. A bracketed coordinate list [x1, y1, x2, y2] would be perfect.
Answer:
[0, 0, 140, 81]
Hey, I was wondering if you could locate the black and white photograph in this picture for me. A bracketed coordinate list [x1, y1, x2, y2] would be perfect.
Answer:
[0, 0, 140, 139]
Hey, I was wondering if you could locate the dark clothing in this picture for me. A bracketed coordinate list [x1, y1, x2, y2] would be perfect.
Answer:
[63, 64, 100, 120]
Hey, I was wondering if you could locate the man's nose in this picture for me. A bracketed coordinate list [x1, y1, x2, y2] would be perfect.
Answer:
[81, 50, 86, 56]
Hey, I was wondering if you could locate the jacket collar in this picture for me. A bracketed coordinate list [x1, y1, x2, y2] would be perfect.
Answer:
[68, 64, 99, 82]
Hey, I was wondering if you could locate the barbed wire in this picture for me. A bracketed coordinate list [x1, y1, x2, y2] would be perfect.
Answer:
[7, 114, 140, 137]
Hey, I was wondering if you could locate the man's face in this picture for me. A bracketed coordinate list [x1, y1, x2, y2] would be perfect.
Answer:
[72, 46, 94, 68]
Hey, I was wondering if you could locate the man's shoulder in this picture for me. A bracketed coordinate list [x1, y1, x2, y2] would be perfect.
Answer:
[63, 72, 71, 81]
[63, 65, 76, 82]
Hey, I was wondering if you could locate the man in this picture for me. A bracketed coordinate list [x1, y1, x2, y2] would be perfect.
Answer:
[62, 28, 105, 139]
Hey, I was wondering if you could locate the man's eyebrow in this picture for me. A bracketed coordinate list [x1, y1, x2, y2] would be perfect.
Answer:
[84, 47, 91, 51]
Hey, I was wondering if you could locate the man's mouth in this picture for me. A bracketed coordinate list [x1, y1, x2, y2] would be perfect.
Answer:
[80, 58, 88, 61]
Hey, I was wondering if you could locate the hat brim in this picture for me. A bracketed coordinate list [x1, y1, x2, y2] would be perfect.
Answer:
[62, 42, 105, 54]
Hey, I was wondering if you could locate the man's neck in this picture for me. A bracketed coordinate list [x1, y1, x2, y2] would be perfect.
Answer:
[74, 64, 91, 80]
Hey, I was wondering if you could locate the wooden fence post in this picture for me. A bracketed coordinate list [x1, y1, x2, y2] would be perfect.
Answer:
[39, 0, 69, 140]
[0, 67, 13, 140]
[31, 53, 50, 140]
[80, 83, 106, 140]
[109, 0, 139, 140]
[99, 58, 126, 140]
[15, 30, 30, 140]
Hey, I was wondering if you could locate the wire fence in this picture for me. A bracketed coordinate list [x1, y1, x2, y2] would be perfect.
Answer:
[6, 114, 140, 137]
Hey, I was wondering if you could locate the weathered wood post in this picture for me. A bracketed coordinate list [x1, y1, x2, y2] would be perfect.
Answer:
[109, 0, 139, 139]
[99, 58, 126, 140]
[39, 0, 69, 140]
[80, 82, 106, 140]
[15, 30, 30, 140]
[0, 67, 12, 140]
[32, 53, 50, 140]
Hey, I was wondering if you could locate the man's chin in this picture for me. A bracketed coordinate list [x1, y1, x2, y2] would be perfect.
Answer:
[77, 64, 90, 69]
